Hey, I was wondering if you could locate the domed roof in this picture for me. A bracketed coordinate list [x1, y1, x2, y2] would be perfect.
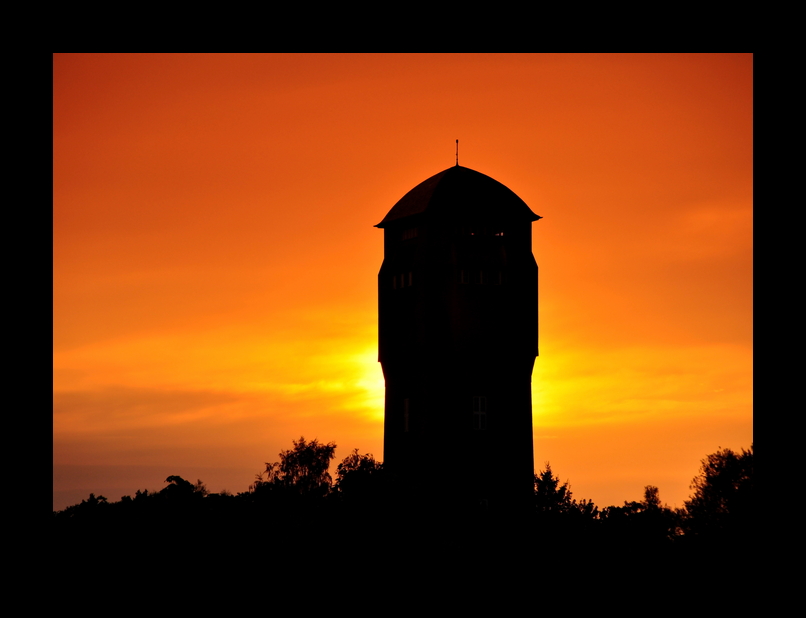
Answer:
[376, 165, 540, 228]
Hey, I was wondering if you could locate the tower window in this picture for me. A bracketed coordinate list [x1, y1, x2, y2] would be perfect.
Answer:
[472, 396, 487, 430]
[403, 398, 410, 432]
[402, 228, 418, 241]
[394, 273, 412, 289]
[460, 269, 470, 284]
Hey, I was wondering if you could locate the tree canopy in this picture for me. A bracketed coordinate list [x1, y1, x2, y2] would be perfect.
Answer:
[333, 449, 385, 501]
[253, 436, 337, 496]
[683, 444, 753, 540]
[55, 438, 753, 555]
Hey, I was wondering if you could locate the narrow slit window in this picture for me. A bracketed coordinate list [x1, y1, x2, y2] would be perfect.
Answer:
[472, 396, 487, 430]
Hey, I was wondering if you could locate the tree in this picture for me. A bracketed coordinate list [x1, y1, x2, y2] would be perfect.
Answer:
[333, 449, 384, 500]
[641, 485, 661, 510]
[683, 444, 753, 540]
[533, 464, 599, 549]
[160, 475, 208, 500]
[253, 437, 337, 497]
[601, 485, 680, 544]
[534, 463, 575, 514]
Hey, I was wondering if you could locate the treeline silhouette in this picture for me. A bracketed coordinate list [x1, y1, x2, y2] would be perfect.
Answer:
[54, 439, 752, 560]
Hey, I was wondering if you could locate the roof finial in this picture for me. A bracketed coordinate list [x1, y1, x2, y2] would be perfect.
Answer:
[455, 139, 459, 166]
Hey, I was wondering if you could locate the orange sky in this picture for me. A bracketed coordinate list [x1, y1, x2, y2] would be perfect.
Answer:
[53, 53, 752, 511]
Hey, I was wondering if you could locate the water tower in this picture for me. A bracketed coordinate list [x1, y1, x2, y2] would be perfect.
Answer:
[376, 163, 541, 508]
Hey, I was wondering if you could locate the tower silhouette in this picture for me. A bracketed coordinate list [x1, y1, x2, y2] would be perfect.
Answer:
[376, 164, 541, 508]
